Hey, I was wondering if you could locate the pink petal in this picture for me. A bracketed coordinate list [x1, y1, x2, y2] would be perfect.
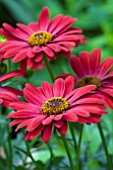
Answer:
[47, 43, 61, 52]
[38, 7, 50, 31]
[4, 47, 22, 59]
[13, 48, 29, 63]
[48, 14, 63, 33]
[9, 119, 25, 127]
[98, 57, 113, 77]
[69, 56, 85, 77]
[68, 85, 96, 103]
[53, 78, 65, 97]
[15, 119, 32, 131]
[53, 114, 63, 121]
[27, 116, 45, 132]
[42, 115, 54, 125]
[89, 48, 101, 75]
[16, 23, 33, 35]
[79, 51, 90, 75]
[42, 81, 53, 98]
[54, 120, 64, 128]
[43, 46, 54, 57]
[63, 111, 78, 122]
[41, 124, 52, 142]
[7, 110, 38, 118]
[0, 70, 25, 82]
[57, 122, 68, 135]
[25, 124, 44, 140]
[34, 53, 42, 62]
[63, 76, 74, 97]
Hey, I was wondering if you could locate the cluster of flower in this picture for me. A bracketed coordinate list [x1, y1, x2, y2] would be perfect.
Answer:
[0, 7, 113, 142]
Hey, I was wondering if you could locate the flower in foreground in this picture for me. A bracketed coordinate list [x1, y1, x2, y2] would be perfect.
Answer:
[7, 77, 107, 142]
[0, 7, 84, 69]
[59, 48, 113, 109]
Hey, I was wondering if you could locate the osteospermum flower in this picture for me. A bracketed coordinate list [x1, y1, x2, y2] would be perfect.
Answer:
[7, 77, 107, 142]
[0, 7, 84, 69]
[59, 48, 113, 109]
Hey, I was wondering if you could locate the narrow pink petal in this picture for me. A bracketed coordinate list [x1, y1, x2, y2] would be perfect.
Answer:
[38, 7, 50, 30]
[68, 85, 96, 103]
[53, 114, 63, 121]
[54, 120, 64, 128]
[48, 14, 63, 33]
[60, 51, 71, 58]
[47, 43, 61, 52]
[27, 115, 45, 132]
[15, 119, 32, 131]
[43, 47, 54, 57]
[89, 48, 101, 74]
[41, 124, 52, 142]
[9, 119, 25, 127]
[53, 78, 65, 97]
[0, 88, 18, 101]
[57, 122, 68, 135]
[4, 47, 23, 59]
[42, 81, 53, 98]
[13, 48, 29, 63]
[9, 102, 38, 111]
[69, 56, 85, 77]
[65, 109, 90, 118]
[53, 35, 84, 42]
[51, 17, 76, 36]
[25, 124, 44, 140]
[28, 22, 39, 32]
[63, 76, 74, 97]
[98, 91, 113, 109]
[98, 57, 113, 77]
[34, 53, 42, 62]
[42, 116, 54, 125]
[79, 51, 90, 75]
[0, 70, 25, 82]
[0, 98, 3, 104]
[63, 111, 78, 122]
[7, 110, 38, 118]
[3, 87, 23, 96]
[16, 23, 33, 34]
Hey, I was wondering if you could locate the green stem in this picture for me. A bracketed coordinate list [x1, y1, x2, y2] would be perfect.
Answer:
[46, 143, 54, 158]
[43, 56, 55, 82]
[76, 124, 84, 170]
[61, 135, 75, 170]
[97, 123, 112, 170]
[6, 124, 12, 170]
[7, 59, 11, 72]
[69, 123, 77, 151]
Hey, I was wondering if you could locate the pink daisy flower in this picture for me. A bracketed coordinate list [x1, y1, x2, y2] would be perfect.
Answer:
[59, 48, 113, 109]
[7, 76, 107, 142]
[0, 7, 84, 69]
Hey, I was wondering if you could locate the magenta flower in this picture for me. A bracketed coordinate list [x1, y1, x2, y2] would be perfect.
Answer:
[59, 48, 113, 109]
[0, 7, 84, 69]
[7, 77, 106, 142]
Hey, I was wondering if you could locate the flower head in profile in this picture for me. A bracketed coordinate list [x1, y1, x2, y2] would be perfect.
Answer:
[7, 77, 107, 142]
[59, 48, 113, 109]
[0, 7, 84, 69]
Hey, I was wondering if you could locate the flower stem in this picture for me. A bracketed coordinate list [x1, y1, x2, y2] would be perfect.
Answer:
[6, 124, 12, 170]
[69, 123, 77, 151]
[97, 123, 112, 170]
[76, 124, 84, 170]
[61, 135, 75, 170]
[43, 56, 55, 82]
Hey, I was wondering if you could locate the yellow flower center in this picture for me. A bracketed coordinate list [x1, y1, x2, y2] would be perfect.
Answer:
[75, 76, 102, 88]
[27, 31, 52, 46]
[41, 97, 69, 116]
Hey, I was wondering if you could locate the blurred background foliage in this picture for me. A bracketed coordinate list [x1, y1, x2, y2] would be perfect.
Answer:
[0, 0, 113, 170]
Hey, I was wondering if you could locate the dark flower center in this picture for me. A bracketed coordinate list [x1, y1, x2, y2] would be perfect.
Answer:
[27, 31, 52, 46]
[75, 76, 102, 88]
[41, 97, 69, 116]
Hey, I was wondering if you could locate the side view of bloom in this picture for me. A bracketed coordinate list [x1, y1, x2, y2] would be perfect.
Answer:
[58, 48, 113, 109]
[7, 76, 107, 142]
[0, 7, 84, 69]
